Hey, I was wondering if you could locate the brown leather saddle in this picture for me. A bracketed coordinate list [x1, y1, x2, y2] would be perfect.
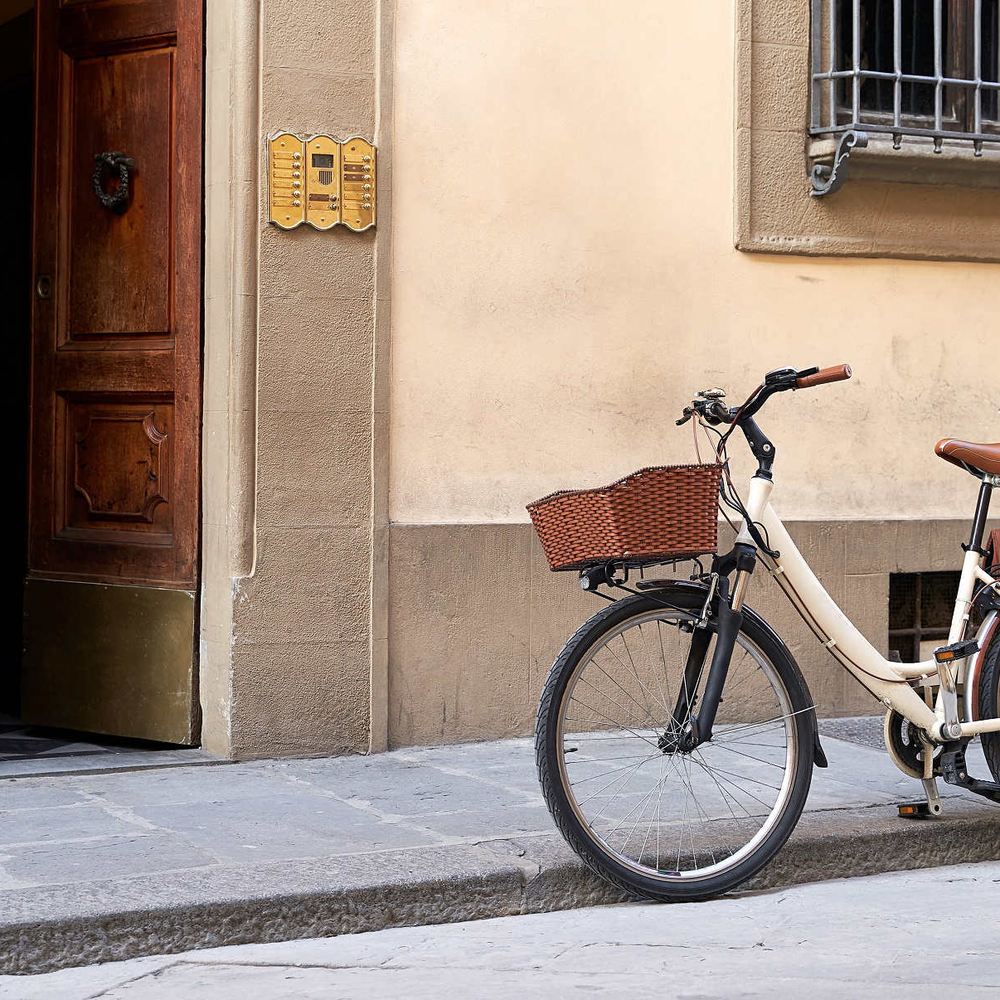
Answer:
[936, 438, 1000, 477]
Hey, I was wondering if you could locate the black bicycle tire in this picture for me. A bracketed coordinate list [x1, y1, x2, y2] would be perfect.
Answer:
[977, 623, 1000, 782]
[535, 586, 815, 902]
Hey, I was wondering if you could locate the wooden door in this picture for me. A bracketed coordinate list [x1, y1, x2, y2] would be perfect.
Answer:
[23, 0, 203, 742]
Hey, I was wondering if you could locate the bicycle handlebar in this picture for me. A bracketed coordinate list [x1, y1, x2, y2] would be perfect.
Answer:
[678, 363, 853, 428]
[795, 363, 852, 389]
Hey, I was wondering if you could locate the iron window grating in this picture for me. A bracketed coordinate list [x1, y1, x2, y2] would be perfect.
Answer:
[811, 0, 1000, 151]
[889, 571, 965, 662]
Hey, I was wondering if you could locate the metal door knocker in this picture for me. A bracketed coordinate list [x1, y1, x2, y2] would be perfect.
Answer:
[92, 151, 134, 214]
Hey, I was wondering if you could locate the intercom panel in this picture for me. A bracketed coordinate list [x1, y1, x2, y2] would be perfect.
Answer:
[267, 132, 376, 231]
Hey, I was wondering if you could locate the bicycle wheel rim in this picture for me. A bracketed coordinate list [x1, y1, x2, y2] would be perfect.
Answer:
[554, 607, 800, 884]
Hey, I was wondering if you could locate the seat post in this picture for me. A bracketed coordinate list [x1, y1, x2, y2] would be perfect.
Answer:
[970, 480, 994, 553]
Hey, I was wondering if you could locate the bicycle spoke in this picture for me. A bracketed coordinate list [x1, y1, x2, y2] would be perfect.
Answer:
[602, 637, 669, 717]
[565, 695, 662, 751]
[606, 770, 669, 842]
[575, 747, 657, 810]
[618, 630, 656, 714]
[688, 753, 777, 810]
[696, 760, 783, 793]
[674, 760, 690, 873]
[689, 747, 751, 858]
[563, 731, 659, 741]
[655, 619, 675, 716]
[575, 671, 660, 731]
[565, 753, 659, 765]
[588, 652, 666, 726]
[636, 621, 673, 726]
[682, 758, 700, 870]
[707, 742, 787, 769]
[712, 705, 812, 742]
[643, 750, 666, 871]
[569, 753, 662, 786]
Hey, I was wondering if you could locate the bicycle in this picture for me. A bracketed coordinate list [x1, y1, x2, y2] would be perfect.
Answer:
[530, 364, 1000, 901]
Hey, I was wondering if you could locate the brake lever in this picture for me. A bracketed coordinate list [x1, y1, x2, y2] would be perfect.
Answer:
[677, 399, 732, 427]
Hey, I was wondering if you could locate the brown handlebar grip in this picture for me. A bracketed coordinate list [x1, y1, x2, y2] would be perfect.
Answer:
[796, 364, 852, 389]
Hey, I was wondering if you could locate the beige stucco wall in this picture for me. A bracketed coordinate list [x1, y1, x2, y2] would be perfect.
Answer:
[390, 1, 1000, 525]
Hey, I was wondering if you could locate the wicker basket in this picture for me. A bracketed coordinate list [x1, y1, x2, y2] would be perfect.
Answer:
[527, 463, 723, 572]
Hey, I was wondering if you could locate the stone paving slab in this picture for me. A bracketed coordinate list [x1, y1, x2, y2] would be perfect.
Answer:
[1, 724, 1000, 974]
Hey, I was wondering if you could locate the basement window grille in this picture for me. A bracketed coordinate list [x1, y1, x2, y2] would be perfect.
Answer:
[889, 571, 963, 662]
[809, 0, 1000, 194]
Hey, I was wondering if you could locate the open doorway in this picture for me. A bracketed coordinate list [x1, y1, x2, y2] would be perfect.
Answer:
[7, 0, 205, 761]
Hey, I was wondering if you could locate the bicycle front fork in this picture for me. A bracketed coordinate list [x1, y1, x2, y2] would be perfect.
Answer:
[668, 544, 757, 749]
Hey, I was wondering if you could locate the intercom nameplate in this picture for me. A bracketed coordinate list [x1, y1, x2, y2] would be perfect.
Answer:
[340, 137, 375, 232]
[267, 132, 376, 231]
[268, 133, 305, 229]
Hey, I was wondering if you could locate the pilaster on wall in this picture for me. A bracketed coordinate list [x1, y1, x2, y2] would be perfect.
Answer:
[201, 0, 391, 759]
[200, 0, 261, 758]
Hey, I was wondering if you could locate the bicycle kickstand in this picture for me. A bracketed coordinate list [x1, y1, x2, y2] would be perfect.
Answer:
[898, 735, 944, 819]
[918, 777, 943, 816]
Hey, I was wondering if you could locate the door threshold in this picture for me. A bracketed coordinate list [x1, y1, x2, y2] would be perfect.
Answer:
[0, 716, 222, 778]
[0, 750, 225, 779]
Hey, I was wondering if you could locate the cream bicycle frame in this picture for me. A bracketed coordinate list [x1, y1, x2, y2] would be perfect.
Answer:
[736, 474, 1000, 744]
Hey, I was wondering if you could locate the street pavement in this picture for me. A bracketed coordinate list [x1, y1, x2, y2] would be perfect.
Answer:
[6, 859, 1000, 998]
[3, 721, 1000, 974]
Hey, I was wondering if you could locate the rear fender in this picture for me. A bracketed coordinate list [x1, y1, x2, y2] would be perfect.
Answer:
[965, 611, 999, 723]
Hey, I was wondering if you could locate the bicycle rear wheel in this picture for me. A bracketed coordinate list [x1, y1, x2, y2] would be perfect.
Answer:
[536, 586, 815, 901]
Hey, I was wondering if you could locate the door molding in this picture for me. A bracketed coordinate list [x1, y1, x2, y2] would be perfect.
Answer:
[198, 0, 261, 754]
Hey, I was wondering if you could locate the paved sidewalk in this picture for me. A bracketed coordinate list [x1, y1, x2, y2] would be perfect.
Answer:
[7, 859, 1000, 999]
[2, 721, 1000, 975]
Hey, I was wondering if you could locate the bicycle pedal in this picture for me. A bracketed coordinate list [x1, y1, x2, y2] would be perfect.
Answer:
[898, 802, 933, 819]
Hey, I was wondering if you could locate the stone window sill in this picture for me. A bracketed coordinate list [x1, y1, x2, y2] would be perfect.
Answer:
[807, 134, 1000, 190]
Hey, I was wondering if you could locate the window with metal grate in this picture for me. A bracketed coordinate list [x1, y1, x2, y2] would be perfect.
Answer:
[810, 1, 1000, 192]
[889, 571, 967, 662]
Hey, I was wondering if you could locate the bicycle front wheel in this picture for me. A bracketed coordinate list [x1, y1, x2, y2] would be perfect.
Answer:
[536, 586, 815, 901]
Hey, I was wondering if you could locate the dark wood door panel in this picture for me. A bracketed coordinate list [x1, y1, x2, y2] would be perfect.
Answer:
[61, 395, 173, 536]
[29, 0, 201, 591]
[69, 47, 173, 339]
[59, 0, 177, 54]
[54, 347, 174, 391]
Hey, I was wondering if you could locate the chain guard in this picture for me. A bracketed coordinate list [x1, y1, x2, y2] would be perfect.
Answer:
[884, 710, 938, 779]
